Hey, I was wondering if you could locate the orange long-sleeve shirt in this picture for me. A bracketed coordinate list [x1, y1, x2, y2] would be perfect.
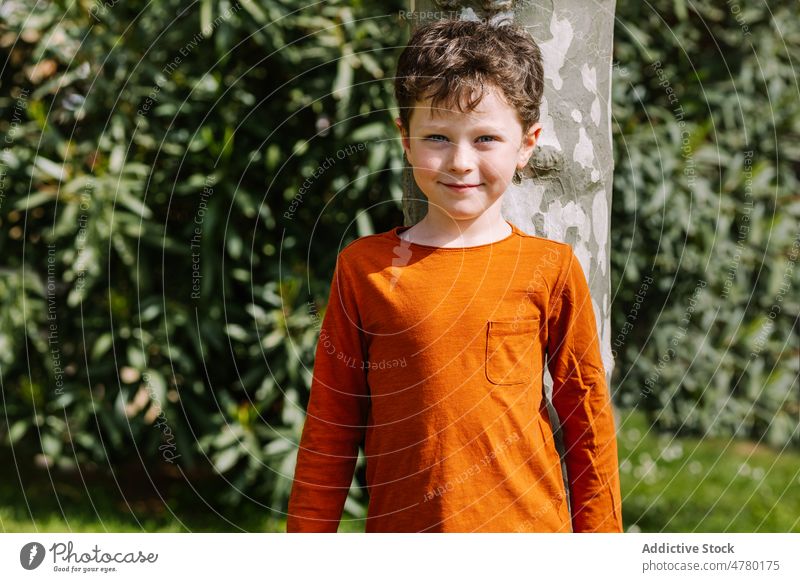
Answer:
[287, 220, 622, 532]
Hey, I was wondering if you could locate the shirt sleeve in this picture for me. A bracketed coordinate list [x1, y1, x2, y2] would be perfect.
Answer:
[546, 245, 623, 533]
[286, 253, 370, 532]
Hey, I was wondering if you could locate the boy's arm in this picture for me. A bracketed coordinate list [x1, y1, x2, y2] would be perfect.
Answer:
[286, 254, 369, 532]
[546, 245, 623, 533]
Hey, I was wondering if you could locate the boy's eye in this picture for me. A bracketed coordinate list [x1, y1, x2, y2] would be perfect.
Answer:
[423, 135, 497, 143]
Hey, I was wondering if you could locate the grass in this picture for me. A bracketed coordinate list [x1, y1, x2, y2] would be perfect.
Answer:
[2, 408, 798, 532]
[0, 449, 285, 532]
[617, 407, 800, 532]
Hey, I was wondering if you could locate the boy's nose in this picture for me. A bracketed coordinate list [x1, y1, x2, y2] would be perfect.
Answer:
[447, 143, 476, 173]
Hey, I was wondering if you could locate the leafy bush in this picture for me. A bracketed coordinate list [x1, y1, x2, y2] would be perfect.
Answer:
[0, 0, 405, 518]
[610, 0, 799, 446]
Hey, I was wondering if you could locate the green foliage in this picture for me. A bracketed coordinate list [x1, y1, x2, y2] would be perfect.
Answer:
[610, 0, 800, 447]
[0, 0, 406, 520]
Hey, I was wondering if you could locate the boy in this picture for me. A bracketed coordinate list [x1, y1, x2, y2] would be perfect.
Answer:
[287, 19, 622, 533]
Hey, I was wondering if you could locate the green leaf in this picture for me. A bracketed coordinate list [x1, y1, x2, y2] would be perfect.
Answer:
[92, 333, 114, 361]
[213, 447, 240, 473]
[116, 190, 153, 219]
[8, 420, 29, 442]
[15, 191, 56, 210]
[33, 156, 68, 181]
[201, 0, 213, 36]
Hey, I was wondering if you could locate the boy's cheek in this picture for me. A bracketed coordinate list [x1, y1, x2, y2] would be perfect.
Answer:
[419, 152, 450, 172]
[412, 164, 442, 181]
[415, 168, 445, 184]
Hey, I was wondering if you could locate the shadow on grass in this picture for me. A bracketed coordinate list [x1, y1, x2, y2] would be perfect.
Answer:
[0, 447, 283, 532]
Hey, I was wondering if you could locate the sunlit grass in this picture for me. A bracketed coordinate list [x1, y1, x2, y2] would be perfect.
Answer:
[617, 407, 800, 532]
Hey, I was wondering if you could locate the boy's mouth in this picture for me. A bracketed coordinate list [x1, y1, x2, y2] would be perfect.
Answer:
[441, 182, 481, 190]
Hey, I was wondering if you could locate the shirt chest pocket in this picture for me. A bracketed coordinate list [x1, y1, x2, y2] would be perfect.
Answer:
[485, 317, 543, 386]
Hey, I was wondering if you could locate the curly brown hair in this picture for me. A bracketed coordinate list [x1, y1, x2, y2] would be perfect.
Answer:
[394, 19, 545, 135]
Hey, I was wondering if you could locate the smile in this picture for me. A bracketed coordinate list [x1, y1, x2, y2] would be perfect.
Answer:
[441, 183, 481, 190]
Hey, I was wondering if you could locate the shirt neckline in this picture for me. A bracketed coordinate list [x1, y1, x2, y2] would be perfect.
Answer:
[389, 220, 521, 251]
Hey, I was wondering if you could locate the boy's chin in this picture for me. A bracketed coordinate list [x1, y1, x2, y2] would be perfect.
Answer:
[433, 206, 495, 223]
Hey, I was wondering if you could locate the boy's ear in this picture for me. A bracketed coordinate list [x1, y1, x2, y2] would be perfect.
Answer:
[517, 122, 542, 169]
[395, 117, 411, 155]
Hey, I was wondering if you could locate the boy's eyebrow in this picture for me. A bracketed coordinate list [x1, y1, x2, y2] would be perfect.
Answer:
[418, 123, 507, 134]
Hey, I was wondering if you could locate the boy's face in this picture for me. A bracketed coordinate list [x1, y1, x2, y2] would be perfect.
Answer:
[395, 85, 541, 223]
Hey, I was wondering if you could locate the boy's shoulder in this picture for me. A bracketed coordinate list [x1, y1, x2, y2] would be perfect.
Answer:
[510, 228, 577, 289]
[334, 222, 575, 268]
[512, 226, 573, 255]
[335, 226, 398, 263]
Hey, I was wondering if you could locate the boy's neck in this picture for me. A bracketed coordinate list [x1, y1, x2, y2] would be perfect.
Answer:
[399, 211, 512, 248]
